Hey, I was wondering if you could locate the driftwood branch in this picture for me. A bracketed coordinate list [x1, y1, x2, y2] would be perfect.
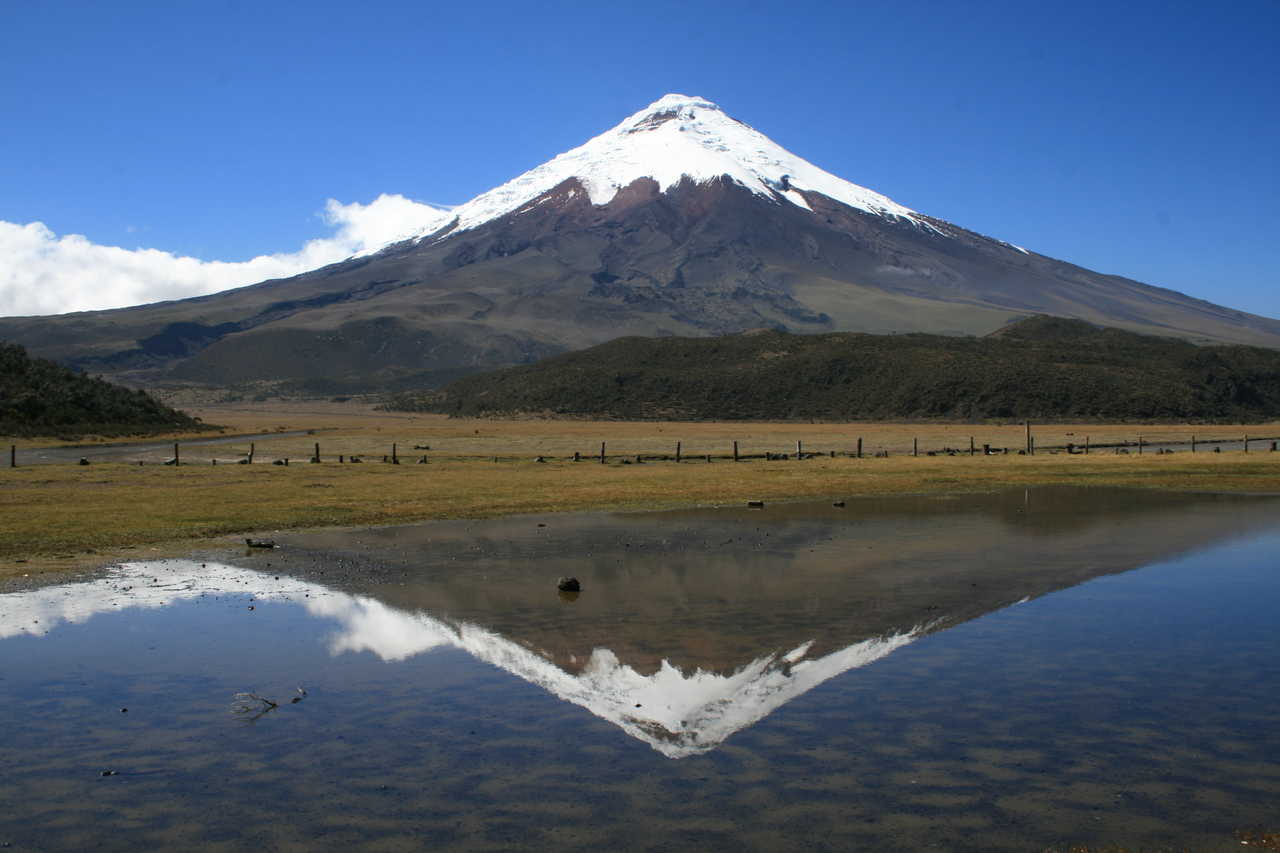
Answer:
[231, 692, 279, 722]
[231, 687, 306, 722]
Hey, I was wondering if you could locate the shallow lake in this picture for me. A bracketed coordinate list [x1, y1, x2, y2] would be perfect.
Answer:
[2, 487, 1278, 851]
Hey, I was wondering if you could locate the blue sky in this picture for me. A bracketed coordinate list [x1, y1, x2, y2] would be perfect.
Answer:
[2, 0, 1277, 318]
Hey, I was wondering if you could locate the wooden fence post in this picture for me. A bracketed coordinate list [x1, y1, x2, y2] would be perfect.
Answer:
[1244, 434, 1249, 453]
[1191, 435, 1197, 453]
[1025, 422, 1032, 455]
[733, 441, 739, 462]
[1138, 436, 1143, 455]
[600, 442, 606, 464]
[676, 441, 681, 463]
[249, 442, 255, 464]
[314, 442, 320, 462]
[174, 442, 180, 467]
[913, 438, 918, 457]
[392, 443, 398, 464]
[796, 440, 802, 459]
[856, 437, 862, 459]
[1085, 436, 1090, 455]
[969, 436, 975, 456]
[9, 445, 14, 468]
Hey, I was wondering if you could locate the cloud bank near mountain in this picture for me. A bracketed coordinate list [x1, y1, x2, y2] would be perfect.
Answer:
[0, 194, 451, 317]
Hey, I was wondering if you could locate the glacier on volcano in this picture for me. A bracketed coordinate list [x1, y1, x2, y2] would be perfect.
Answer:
[419, 93, 923, 240]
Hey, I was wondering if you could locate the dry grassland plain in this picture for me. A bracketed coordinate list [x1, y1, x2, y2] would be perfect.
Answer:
[3, 400, 1280, 579]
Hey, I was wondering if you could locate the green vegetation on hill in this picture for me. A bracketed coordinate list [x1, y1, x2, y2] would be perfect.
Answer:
[0, 342, 207, 437]
[388, 317, 1280, 422]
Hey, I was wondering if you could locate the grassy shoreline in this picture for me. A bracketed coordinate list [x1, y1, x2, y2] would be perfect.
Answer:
[6, 404, 1280, 581]
[4, 447, 1280, 581]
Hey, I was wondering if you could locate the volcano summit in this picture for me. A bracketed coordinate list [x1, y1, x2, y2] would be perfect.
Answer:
[4, 94, 1278, 391]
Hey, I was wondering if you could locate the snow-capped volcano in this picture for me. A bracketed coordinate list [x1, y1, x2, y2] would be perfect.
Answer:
[432, 93, 920, 236]
[5, 91, 1280, 386]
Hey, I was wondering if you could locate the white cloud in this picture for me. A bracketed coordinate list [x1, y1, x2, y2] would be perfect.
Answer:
[0, 194, 453, 317]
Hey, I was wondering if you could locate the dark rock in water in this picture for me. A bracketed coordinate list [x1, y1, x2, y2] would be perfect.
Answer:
[245, 538, 277, 549]
[557, 576, 581, 592]
[747, 500, 765, 508]
[833, 500, 846, 507]
[78, 457, 90, 465]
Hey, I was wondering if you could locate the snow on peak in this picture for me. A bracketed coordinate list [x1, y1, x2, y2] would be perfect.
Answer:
[621, 93, 722, 131]
[641, 92, 717, 110]
[425, 93, 920, 238]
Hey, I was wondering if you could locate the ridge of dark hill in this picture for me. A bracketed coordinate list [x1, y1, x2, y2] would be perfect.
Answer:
[2, 175, 1280, 393]
[0, 342, 206, 437]
[390, 317, 1280, 422]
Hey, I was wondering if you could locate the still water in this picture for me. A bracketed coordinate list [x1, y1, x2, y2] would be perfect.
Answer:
[1, 488, 1278, 851]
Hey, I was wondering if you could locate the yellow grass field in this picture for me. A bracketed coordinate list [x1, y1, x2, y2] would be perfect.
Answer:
[73, 399, 1280, 461]
[4, 400, 1280, 579]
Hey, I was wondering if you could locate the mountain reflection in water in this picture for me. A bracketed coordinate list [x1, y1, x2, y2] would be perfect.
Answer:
[2, 560, 920, 758]
[5, 487, 1279, 760]
[252, 487, 1280, 677]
